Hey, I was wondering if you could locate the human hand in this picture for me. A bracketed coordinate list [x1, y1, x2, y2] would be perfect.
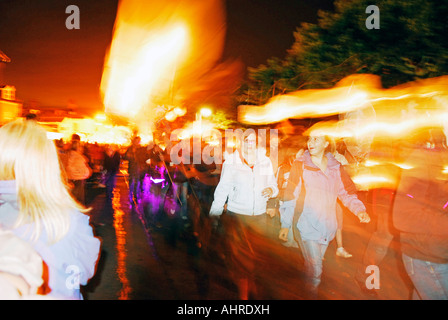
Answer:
[357, 212, 370, 223]
[262, 187, 273, 198]
[210, 216, 220, 231]
[278, 228, 289, 242]
[0, 272, 31, 296]
[266, 208, 276, 218]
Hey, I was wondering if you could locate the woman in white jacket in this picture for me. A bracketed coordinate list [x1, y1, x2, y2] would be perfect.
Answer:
[209, 130, 278, 299]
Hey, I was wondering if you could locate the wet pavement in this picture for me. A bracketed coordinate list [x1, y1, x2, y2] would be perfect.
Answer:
[81, 173, 413, 300]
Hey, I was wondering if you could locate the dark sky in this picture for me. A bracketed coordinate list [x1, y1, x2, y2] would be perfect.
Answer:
[0, 0, 334, 113]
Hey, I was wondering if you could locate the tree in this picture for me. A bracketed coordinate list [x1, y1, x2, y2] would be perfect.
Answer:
[239, 0, 448, 105]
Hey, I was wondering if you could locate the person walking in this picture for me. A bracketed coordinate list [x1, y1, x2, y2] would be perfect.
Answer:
[279, 133, 370, 298]
[103, 144, 121, 203]
[63, 134, 92, 205]
[124, 136, 148, 206]
[209, 130, 278, 299]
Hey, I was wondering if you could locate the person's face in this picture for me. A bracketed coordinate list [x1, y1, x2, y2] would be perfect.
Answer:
[307, 135, 329, 156]
[243, 133, 257, 152]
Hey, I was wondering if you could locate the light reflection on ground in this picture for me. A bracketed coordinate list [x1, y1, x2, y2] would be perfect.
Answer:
[112, 186, 132, 300]
[101, 170, 412, 300]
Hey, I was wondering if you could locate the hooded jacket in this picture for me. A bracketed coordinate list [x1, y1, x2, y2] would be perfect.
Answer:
[209, 148, 278, 216]
[0, 180, 101, 299]
[281, 151, 365, 245]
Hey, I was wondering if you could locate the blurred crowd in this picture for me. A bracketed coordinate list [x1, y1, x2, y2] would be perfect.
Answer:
[0, 116, 447, 300]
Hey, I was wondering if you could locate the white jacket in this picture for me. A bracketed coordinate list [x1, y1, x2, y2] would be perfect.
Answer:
[210, 149, 278, 216]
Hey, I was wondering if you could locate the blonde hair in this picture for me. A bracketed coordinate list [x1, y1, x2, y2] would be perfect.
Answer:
[0, 119, 89, 243]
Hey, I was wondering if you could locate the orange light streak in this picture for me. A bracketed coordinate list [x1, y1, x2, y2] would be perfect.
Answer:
[238, 74, 448, 134]
[243, 74, 448, 191]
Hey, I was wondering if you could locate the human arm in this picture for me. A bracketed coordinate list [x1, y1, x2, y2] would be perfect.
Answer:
[278, 201, 296, 241]
[261, 157, 279, 199]
[282, 160, 303, 202]
[337, 166, 370, 223]
[209, 161, 233, 216]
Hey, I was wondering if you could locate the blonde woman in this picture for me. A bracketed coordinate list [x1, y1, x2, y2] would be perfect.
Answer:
[209, 130, 278, 299]
[0, 119, 101, 299]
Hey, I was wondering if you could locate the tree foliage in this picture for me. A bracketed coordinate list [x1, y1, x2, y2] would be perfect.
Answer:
[237, 0, 448, 105]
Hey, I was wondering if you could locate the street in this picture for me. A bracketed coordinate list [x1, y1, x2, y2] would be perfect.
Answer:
[81, 173, 413, 301]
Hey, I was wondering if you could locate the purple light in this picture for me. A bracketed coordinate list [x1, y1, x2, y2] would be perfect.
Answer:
[150, 177, 165, 184]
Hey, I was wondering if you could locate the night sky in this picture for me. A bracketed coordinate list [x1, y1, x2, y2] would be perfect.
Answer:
[0, 0, 334, 113]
